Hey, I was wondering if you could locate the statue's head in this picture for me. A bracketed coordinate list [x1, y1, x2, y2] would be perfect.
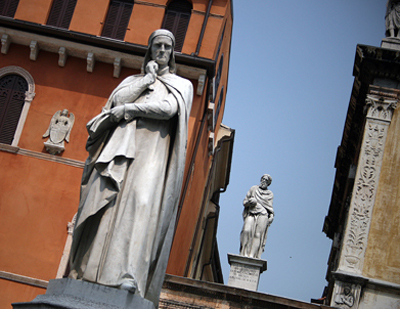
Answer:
[260, 174, 272, 189]
[143, 29, 176, 73]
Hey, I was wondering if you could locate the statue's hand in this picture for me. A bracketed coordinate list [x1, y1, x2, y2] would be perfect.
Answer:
[144, 60, 158, 85]
[110, 105, 125, 123]
[268, 214, 274, 224]
[244, 197, 257, 207]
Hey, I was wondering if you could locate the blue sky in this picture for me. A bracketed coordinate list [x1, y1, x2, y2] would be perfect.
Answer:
[217, 0, 386, 302]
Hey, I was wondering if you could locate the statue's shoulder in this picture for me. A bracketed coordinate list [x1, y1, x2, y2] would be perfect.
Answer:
[166, 73, 193, 89]
[119, 74, 144, 86]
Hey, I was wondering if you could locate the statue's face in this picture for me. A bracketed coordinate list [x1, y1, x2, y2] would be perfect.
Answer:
[151, 36, 173, 67]
[260, 176, 270, 189]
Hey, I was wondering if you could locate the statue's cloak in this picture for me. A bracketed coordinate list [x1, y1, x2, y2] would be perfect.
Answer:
[241, 185, 274, 258]
[69, 73, 192, 306]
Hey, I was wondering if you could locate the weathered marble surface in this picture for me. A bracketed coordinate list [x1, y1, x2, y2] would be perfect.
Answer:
[386, 0, 400, 38]
[240, 174, 274, 259]
[227, 254, 267, 291]
[68, 29, 193, 308]
[42, 109, 74, 154]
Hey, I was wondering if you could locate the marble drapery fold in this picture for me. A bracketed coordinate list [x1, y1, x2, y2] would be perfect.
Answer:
[69, 71, 193, 307]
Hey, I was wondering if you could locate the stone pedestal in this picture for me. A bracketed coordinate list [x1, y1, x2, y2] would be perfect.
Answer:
[227, 253, 267, 291]
[12, 278, 155, 309]
[381, 37, 400, 50]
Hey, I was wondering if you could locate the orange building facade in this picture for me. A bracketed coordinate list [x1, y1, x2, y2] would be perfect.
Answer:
[0, 0, 234, 307]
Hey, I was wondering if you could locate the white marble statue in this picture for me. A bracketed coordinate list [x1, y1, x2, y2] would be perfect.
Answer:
[68, 29, 193, 307]
[240, 174, 274, 259]
[42, 109, 74, 154]
[386, 0, 400, 38]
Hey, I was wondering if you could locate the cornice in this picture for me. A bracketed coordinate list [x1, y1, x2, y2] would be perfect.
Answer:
[0, 16, 215, 79]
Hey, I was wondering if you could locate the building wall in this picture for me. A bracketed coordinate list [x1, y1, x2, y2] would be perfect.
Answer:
[363, 107, 400, 284]
[0, 0, 233, 307]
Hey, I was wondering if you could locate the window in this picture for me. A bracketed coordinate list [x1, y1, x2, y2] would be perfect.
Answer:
[162, 0, 192, 52]
[0, 66, 35, 146]
[215, 54, 224, 93]
[101, 0, 134, 40]
[0, 0, 19, 17]
[47, 0, 77, 29]
[214, 86, 224, 127]
[0, 75, 28, 144]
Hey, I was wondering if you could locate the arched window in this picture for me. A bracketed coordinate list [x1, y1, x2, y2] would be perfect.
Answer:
[101, 0, 134, 40]
[0, 66, 35, 146]
[162, 0, 192, 52]
[0, 0, 19, 17]
[47, 0, 77, 29]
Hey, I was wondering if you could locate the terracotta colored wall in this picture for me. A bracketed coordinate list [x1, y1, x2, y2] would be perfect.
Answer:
[1, 0, 233, 303]
[168, 122, 212, 276]
[0, 153, 81, 279]
[197, 16, 224, 59]
[1, 46, 138, 161]
[363, 108, 400, 284]
[125, 4, 165, 45]
[181, 11, 204, 55]
[0, 280, 46, 309]
[69, 0, 109, 35]
[14, 0, 52, 25]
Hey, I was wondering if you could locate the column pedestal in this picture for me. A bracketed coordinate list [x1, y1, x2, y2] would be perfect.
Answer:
[227, 253, 267, 291]
[12, 278, 155, 309]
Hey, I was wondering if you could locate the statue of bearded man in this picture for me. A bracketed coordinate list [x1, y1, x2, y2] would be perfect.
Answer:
[386, 0, 400, 38]
[69, 29, 193, 308]
[240, 174, 274, 259]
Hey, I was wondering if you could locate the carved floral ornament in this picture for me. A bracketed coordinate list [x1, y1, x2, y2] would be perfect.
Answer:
[341, 94, 398, 272]
[365, 95, 397, 122]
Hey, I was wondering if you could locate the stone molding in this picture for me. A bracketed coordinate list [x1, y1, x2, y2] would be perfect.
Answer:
[333, 89, 398, 308]
[0, 144, 85, 168]
[56, 214, 77, 279]
[0, 271, 48, 289]
[0, 26, 207, 91]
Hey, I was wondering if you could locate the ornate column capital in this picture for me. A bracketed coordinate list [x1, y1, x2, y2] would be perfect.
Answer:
[365, 86, 399, 122]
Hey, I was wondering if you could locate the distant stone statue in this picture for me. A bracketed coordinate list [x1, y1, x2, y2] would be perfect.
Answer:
[386, 0, 400, 38]
[68, 29, 193, 307]
[240, 174, 274, 259]
[42, 109, 74, 154]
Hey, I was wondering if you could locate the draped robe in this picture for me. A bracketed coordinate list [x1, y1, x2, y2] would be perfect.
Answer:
[386, 0, 400, 34]
[69, 70, 193, 307]
[240, 185, 274, 258]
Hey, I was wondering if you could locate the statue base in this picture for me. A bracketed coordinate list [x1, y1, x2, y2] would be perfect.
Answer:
[12, 278, 155, 309]
[381, 37, 400, 51]
[227, 253, 267, 291]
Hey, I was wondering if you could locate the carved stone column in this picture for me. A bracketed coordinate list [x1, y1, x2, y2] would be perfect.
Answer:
[331, 87, 398, 309]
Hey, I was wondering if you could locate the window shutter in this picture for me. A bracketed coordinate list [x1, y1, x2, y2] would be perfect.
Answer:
[60, 0, 77, 28]
[215, 54, 224, 92]
[47, 0, 77, 29]
[214, 86, 224, 127]
[161, 0, 192, 52]
[0, 75, 28, 145]
[101, 0, 133, 40]
[0, 0, 20, 17]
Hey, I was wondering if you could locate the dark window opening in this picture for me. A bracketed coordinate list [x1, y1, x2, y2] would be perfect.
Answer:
[214, 86, 224, 127]
[162, 0, 192, 52]
[101, 0, 134, 40]
[215, 54, 224, 93]
[0, 0, 19, 17]
[47, 0, 77, 29]
[0, 74, 28, 144]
